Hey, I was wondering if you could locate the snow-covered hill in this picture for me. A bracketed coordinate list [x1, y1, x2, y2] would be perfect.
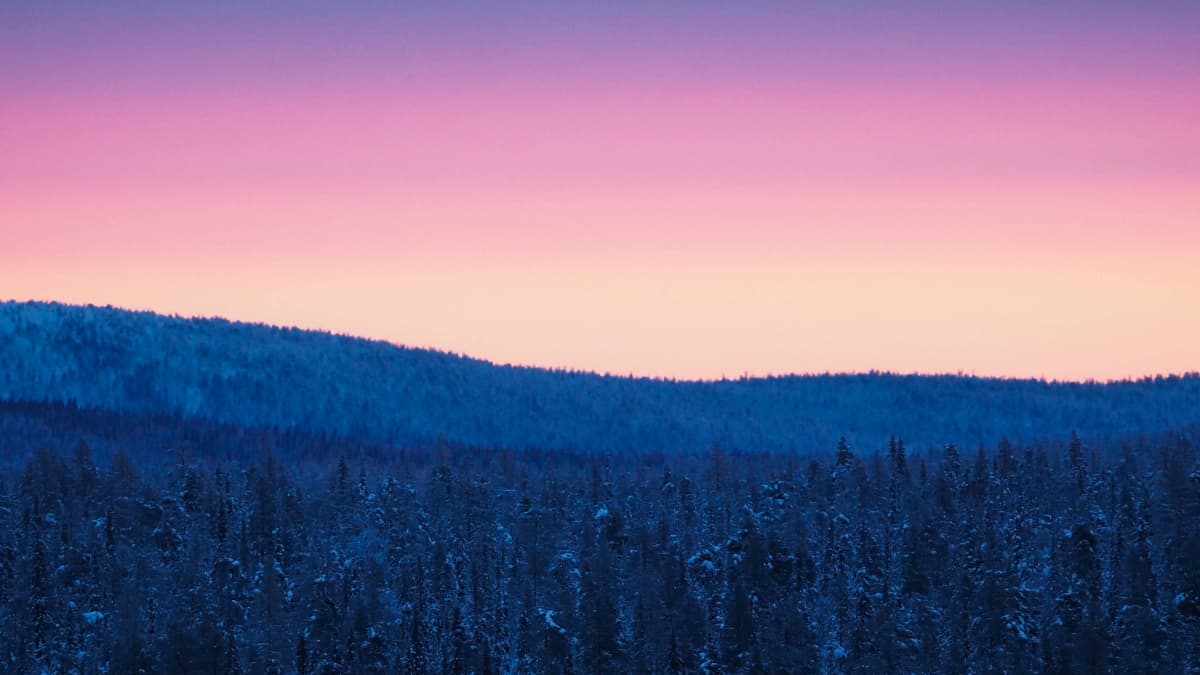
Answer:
[1, 300, 1197, 454]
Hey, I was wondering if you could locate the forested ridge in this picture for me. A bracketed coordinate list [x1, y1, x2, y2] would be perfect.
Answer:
[3, 300, 1199, 455]
[1, 400, 1199, 673]
[3, 301, 1200, 672]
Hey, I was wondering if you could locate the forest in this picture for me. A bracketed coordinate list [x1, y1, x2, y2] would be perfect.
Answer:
[2, 399, 1198, 674]
[3, 301, 1200, 456]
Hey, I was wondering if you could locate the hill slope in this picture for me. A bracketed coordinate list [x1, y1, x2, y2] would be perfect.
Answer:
[1, 300, 1197, 454]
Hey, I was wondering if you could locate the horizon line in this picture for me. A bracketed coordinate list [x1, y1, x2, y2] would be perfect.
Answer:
[6, 297, 1198, 387]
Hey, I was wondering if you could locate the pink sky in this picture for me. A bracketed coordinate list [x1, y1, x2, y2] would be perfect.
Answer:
[2, 3, 1198, 380]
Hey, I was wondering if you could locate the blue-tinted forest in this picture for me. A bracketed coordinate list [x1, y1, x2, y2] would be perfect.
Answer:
[2, 302, 1200, 673]
[2, 400, 1199, 673]
[3, 301, 1200, 456]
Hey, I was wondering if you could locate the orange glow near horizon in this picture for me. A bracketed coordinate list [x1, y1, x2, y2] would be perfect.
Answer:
[4, 247, 1198, 382]
[2, 3, 1198, 381]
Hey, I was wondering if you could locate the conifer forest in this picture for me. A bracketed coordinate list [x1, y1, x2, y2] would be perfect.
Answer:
[2, 400, 1199, 673]
[1, 304, 1199, 673]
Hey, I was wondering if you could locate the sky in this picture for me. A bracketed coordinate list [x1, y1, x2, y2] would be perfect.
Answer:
[2, 1, 1198, 381]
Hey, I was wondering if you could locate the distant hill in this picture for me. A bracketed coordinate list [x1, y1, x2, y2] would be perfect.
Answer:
[1, 300, 1197, 454]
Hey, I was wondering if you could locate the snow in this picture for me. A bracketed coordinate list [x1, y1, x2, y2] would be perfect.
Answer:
[593, 505, 609, 520]
[5, 300, 1197, 458]
[82, 611, 105, 625]
[542, 609, 566, 635]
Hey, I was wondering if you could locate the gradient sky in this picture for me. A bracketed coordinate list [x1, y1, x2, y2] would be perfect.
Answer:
[3, 1, 1198, 380]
